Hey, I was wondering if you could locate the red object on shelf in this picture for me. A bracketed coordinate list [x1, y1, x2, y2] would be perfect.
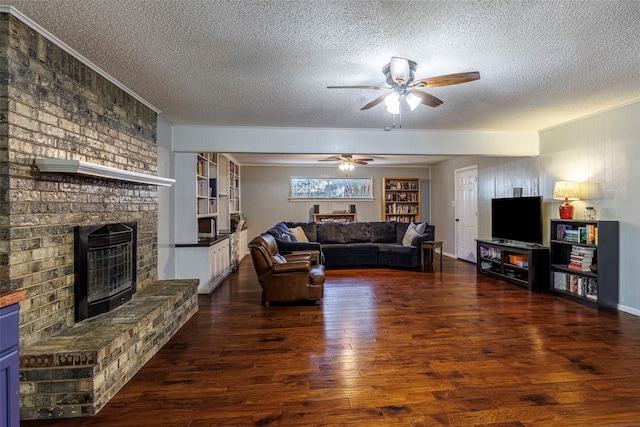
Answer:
[559, 197, 574, 219]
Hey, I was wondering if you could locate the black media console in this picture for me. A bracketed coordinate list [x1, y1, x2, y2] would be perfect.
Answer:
[476, 239, 550, 292]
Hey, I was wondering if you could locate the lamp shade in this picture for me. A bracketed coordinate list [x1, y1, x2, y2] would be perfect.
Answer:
[553, 181, 580, 219]
[552, 181, 581, 200]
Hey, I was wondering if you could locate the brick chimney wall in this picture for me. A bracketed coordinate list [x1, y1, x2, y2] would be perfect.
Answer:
[0, 13, 160, 348]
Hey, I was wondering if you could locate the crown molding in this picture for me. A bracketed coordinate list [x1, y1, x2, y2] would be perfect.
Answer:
[0, 5, 160, 114]
[35, 159, 175, 186]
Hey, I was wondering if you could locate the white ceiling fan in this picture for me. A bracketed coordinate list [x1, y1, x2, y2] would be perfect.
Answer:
[328, 57, 480, 127]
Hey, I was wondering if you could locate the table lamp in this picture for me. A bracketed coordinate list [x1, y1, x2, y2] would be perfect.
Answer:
[553, 181, 581, 219]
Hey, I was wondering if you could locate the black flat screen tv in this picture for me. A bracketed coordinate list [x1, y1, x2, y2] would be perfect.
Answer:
[491, 196, 543, 244]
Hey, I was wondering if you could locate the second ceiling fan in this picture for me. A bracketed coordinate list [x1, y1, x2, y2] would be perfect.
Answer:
[318, 154, 373, 165]
[328, 57, 480, 114]
[318, 154, 373, 170]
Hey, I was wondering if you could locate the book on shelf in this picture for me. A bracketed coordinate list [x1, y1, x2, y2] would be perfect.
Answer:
[209, 178, 216, 197]
[480, 246, 501, 260]
[586, 224, 597, 245]
[387, 215, 418, 223]
[553, 271, 598, 298]
[556, 224, 571, 240]
[556, 223, 598, 244]
[567, 245, 595, 271]
[563, 229, 579, 242]
[578, 227, 587, 244]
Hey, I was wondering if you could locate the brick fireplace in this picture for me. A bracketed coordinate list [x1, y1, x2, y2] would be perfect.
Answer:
[0, 12, 196, 419]
[0, 12, 160, 349]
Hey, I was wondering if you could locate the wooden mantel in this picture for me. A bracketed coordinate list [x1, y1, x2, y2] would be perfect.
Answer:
[35, 159, 175, 187]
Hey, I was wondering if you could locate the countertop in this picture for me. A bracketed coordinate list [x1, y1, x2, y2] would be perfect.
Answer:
[175, 235, 230, 248]
[0, 289, 27, 309]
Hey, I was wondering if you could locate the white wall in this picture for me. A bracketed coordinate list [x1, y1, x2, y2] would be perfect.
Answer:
[430, 156, 541, 256]
[241, 165, 431, 242]
[539, 100, 640, 315]
[156, 117, 175, 279]
[430, 100, 640, 315]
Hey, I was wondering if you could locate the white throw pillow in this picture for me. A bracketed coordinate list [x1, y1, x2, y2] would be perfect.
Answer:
[415, 222, 426, 234]
[289, 226, 309, 242]
[402, 223, 420, 246]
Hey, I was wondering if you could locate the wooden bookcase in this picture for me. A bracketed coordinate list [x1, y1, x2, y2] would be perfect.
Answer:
[549, 219, 619, 310]
[476, 239, 549, 292]
[382, 178, 420, 222]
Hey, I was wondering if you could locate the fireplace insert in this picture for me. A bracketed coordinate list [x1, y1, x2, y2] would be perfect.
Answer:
[75, 222, 137, 321]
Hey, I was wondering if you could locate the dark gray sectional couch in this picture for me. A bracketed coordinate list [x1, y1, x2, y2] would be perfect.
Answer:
[266, 221, 435, 269]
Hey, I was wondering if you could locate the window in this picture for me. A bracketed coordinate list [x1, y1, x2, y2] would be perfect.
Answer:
[290, 177, 373, 199]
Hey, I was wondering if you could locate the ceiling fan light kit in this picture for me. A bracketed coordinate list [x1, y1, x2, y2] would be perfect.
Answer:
[328, 57, 480, 128]
[405, 92, 421, 110]
[384, 91, 401, 114]
[319, 155, 374, 170]
[339, 161, 355, 171]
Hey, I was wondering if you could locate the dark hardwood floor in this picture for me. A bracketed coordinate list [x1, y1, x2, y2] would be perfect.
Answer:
[23, 256, 640, 426]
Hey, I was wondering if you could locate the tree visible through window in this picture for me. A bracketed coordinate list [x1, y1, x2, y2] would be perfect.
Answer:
[290, 178, 373, 199]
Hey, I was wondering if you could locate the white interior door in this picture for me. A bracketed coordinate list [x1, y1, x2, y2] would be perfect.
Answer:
[455, 166, 478, 262]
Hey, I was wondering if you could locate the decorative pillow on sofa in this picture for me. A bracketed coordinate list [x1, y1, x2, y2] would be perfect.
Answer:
[285, 222, 317, 242]
[281, 231, 298, 242]
[402, 222, 426, 246]
[289, 226, 308, 242]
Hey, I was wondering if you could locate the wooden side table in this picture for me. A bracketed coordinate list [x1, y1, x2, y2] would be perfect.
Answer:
[421, 241, 443, 272]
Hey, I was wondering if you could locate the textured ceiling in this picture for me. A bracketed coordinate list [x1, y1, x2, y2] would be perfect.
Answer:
[3, 0, 640, 165]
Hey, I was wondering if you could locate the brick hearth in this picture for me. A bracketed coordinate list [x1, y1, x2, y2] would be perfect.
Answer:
[19, 280, 198, 419]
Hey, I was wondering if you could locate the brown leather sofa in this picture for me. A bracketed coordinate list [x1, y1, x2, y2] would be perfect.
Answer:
[249, 233, 325, 306]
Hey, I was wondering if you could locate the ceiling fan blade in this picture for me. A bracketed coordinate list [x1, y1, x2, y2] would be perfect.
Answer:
[411, 71, 480, 88]
[327, 85, 387, 90]
[360, 92, 390, 110]
[353, 160, 368, 165]
[409, 89, 444, 107]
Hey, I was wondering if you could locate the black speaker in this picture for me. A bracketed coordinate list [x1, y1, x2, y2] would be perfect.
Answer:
[350, 204, 356, 213]
[313, 204, 320, 214]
